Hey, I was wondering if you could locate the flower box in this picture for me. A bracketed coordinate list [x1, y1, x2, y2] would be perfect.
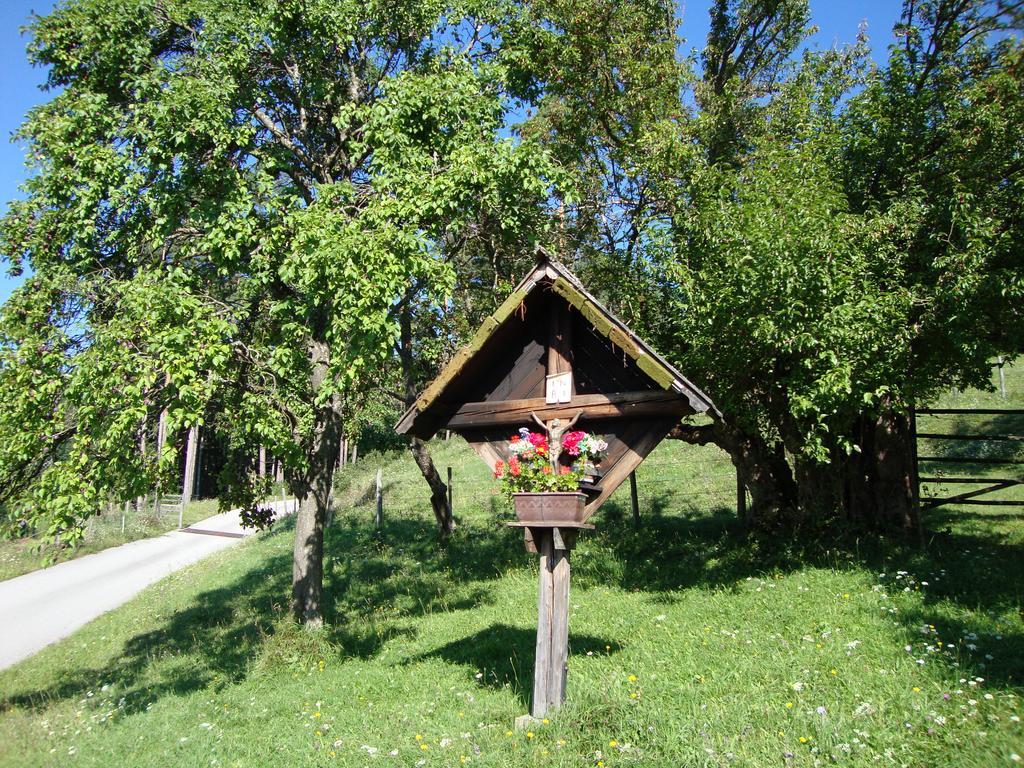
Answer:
[512, 492, 587, 524]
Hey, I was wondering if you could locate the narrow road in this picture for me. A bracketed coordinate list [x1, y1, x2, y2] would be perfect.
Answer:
[0, 500, 295, 671]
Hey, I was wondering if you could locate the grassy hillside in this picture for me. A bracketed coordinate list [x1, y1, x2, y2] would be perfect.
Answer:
[0, 367, 1021, 767]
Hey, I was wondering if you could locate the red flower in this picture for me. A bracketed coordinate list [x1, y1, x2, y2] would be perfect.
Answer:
[527, 431, 546, 447]
[559, 466, 572, 475]
[510, 435, 520, 443]
[509, 457, 521, 477]
[493, 460, 505, 478]
[541, 465, 552, 474]
[563, 430, 585, 456]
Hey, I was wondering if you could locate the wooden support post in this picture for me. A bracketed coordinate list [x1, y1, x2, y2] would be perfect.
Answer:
[375, 468, 384, 531]
[447, 466, 453, 520]
[629, 471, 640, 527]
[530, 528, 573, 719]
[122, 501, 128, 534]
[998, 356, 1006, 398]
[259, 446, 266, 477]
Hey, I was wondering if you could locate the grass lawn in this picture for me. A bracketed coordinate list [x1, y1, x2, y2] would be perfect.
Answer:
[0, 367, 1021, 767]
[0, 499, 223, 583]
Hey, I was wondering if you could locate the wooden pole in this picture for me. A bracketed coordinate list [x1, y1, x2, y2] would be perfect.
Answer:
[259, 446, 266, 477]
[446, 466, 453, 520]
[529, 528, 573, 719]
[122, 501, 128, 534]
[629, 471, 640, 527]
[998, 356, 1006, 398]
[351, 442, 358, 464]
[375, 468, 383, 531]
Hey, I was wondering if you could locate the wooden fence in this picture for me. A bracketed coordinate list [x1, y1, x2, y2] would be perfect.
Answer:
[913, 408, 1024, 510]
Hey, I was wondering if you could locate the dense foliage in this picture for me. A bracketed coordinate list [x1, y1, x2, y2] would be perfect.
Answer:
[0, 0, 1021, 623]
[0, 0, 561, 622]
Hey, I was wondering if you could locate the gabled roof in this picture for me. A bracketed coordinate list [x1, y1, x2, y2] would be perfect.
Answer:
[396, 251, 718, 437]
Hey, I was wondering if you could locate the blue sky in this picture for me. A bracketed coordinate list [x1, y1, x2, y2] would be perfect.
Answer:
[0, 0, 904, 304]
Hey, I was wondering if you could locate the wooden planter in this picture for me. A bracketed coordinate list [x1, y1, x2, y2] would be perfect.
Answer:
[512, 492, 587, 525]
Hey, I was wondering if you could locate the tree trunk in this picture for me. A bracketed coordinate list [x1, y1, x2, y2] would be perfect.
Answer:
[182, 426, 199, 507]
[398, 296, 452, 535]
[794, 455, 841, 521]
[290, 341, 342, 626]
[669, 419, 797, 526]
[843, 403, 920, 537]
[411, 436, 454, 534]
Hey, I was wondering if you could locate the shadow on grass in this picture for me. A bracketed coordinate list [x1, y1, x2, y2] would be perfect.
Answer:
[3, 485, 1023, 719]
[418, 624, 622, 708]
[0, 510, 529, 715]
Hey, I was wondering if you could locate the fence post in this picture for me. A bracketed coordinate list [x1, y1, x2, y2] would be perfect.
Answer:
[281, 486, 287, 518]
[122, 501, 128, 534]
[629, 471, 640, 527]
[375, 467, 383, 531]
[447, 466, 453, 521]
[998, 356, 1006, 398]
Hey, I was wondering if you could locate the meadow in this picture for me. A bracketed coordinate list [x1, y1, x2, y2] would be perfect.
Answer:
[0, 366, 1020, 767]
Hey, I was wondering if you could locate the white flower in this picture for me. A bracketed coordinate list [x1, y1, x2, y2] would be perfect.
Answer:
[792, 682, 804, 691]
[854, 702, 875, 717]
[360, 745, 378, 754]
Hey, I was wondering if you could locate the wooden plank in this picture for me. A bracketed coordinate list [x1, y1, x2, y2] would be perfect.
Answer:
[464, 438, 505, 472]
[918, 456, 1024, 465]
[582, 418, 678, 520]
[915, 408, 1024, 415]
[922, 481, 1016, 508]
[916, 432, 1024, 442]
[532, 530, 554, 718]
[547, 297, 572, 377]
[919, 477, 1022, 484]
[548, 545, 571, 712]
[629, 471, 640, 527]
[924, 499, 1024, 507]
[446, 391, 693, 429]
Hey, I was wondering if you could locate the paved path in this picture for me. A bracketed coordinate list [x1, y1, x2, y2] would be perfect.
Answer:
[0, 500, 295, 671]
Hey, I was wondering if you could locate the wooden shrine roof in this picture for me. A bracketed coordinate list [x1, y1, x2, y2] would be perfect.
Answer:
[396, 254, 717, 437]
[395, 253, 719, 521]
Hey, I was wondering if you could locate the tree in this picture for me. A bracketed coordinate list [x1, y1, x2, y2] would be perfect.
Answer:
[514, 0, 1024, 532]
[0, 0, 560, 624]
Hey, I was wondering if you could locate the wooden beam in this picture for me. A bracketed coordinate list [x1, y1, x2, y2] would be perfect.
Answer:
[547, 299, 572, 377]
[446, 391, 694, 430]
[582, 419, 678, 521]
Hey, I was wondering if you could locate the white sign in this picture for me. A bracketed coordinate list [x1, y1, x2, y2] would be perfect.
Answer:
[545, 372, 573, 404]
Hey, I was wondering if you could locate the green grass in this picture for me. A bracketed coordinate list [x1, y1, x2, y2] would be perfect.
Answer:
[0, 499, 222, 582]
[0, 371, 1021, 767]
